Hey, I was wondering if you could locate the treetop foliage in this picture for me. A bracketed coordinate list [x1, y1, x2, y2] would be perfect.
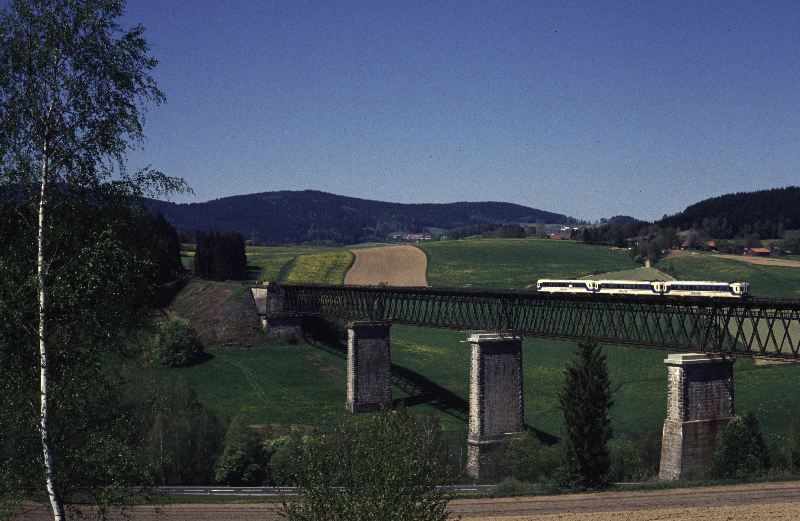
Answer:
[0, 0, 186, 201]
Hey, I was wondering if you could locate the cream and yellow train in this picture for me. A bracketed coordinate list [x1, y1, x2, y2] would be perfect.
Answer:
[536, 279, 750, 298]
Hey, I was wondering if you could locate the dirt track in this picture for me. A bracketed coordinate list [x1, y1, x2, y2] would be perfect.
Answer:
[666, 249, 800, 268]
[15, 481, 800, 520]
[344, 244, 428, 286]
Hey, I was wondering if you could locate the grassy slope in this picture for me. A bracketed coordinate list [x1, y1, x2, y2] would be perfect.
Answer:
[659, 255, 800, 299]
[153, 239, 800, 452]
[246, 245, 353, 284]
[146, 344, 348, 426]
[419, 239, 638, 288]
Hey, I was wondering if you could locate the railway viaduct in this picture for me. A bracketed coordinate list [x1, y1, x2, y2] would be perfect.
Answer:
[251, 282, 800, 481]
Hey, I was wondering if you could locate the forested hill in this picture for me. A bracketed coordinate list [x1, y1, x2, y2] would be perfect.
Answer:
[657, 186, 800, 238]
[146, 190, 577, 245]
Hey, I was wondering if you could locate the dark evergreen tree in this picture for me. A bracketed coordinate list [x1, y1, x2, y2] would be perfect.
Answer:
[557, 340, 614, 489]
[193, 231, 248, 280]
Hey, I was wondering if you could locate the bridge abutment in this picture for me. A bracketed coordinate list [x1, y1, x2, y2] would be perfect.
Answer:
[346, 321, 392, 413]
[659, 353, 734, 481]
[250, 282, 300, 337]
[466, 333, 524, 480]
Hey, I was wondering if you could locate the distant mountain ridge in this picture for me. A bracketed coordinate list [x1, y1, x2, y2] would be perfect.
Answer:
[657, 186, 800, 238]
[147, 190, 578, 245]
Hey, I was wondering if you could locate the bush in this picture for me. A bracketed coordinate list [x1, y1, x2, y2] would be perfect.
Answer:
[607, 430, 662, 482]
[281, 408, 451, 521]
[501, 432, 560, 482]
[265, 434, 304, 485]
[492, 477, 538, 496]
[791, 416, 800, 473]
[214, 415, 268, 485]
[155, 318, 203, 368]
[710, 411, 770, 479]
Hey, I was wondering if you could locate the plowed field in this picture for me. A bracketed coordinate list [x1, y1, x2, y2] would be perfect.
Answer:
[344, 244, 428, 286]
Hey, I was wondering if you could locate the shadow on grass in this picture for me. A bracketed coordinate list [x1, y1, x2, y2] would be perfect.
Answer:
[298, 316, 559, 443]
[184, 351, 215, 367]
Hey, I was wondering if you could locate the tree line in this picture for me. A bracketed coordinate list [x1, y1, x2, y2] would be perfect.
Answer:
[194, 231, 248, 281]
[658, 186, 800, 239]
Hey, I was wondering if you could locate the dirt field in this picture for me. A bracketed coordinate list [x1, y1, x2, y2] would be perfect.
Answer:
[666, 249, 800, 268]
[14, 481, 800, 520]
[344, 244, 428, 286]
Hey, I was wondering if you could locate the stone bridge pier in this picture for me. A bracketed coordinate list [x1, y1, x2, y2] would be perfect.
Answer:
[467, 333, 525, 480]
[659, 353, 734, 481]
[346, 321, 392, 413]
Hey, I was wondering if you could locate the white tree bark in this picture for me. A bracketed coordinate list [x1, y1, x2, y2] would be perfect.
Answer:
[38, 144, 65, 521]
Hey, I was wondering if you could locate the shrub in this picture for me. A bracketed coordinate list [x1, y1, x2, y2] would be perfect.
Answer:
[607, 430, 662, 482]
[710, 411, 770, 479]
[214, 415, 267, 485]
[501, 432, 560, 482]
[155, 318, 203, 367]
[281, 408, 452, 521]
[265, 434, 304, 486]
[789, 415, 800, 473]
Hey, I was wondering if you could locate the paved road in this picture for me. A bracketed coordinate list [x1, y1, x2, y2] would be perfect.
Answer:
[153, 484, 498, 496]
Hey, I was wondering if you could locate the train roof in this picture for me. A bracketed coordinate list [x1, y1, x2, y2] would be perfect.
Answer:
[536, 279, 747, 284]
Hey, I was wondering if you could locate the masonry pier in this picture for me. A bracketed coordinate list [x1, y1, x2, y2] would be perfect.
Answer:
[346, 321, 392, 413]
[466, 333, 525, 480]
[659, 353, 734, 481]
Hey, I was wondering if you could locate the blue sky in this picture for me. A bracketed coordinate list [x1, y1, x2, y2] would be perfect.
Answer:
[122, 1, 800, 221]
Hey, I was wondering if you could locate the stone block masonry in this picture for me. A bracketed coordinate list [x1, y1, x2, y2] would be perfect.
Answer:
[346, 321, 392, 413]
[467, 333, 524, 480]
[659, 353, 734, 481]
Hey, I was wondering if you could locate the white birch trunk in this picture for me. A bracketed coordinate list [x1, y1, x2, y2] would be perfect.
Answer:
[38, 147, 65, 521]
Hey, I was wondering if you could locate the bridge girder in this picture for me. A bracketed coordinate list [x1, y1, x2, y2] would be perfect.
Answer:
[272, 285, 800, 358]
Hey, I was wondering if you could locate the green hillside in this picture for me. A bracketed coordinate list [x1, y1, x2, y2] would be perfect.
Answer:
[659, 255, 800, 299]
[419, 238, 638, 288]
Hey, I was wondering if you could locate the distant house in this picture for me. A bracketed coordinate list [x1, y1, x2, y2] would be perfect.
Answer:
[388, 232, 433, 243]
[548, 233, 572, 240]
[705, 240, 717, 250]
[745, 247, 771, 257]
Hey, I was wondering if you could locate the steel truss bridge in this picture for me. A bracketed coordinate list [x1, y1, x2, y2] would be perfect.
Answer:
[279, 284, 800, 359]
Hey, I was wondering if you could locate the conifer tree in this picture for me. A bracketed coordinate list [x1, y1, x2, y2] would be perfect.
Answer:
[557, 340, 614, 489]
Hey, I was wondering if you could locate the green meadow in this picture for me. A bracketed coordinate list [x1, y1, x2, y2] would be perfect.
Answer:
[418, 238, 638, 288]
[155, 239, 800, 454]
[659, 254, 800, 299]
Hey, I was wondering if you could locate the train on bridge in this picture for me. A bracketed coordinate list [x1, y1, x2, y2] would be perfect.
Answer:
[536, 279, 750, 298]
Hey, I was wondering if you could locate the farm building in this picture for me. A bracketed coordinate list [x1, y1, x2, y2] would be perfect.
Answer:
[745, 247, 771, 257]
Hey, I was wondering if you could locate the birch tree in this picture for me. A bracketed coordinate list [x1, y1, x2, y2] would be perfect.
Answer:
[0, 1, 182, 518]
